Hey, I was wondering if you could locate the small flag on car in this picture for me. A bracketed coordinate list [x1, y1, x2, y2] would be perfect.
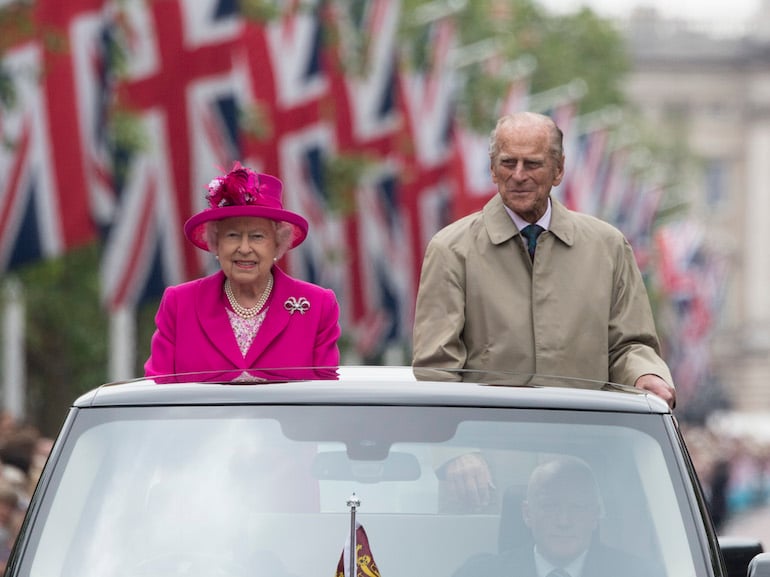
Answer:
[334, 522, 381, 577]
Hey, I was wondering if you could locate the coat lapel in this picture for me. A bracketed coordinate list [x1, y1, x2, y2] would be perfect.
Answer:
[483, 194, 519, 246]
[242, 267, 294, 366]
[195, 270, 245, 367]
[546, 197, 576, 247]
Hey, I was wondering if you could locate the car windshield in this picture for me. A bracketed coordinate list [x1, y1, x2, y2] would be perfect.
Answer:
[23, 404, 702, 577]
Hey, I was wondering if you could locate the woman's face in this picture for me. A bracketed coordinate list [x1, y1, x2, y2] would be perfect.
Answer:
[214, 217, 277, 286]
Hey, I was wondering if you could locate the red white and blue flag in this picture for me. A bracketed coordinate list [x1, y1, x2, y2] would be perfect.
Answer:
[0, 0, 720, 404]
[560, 120, 611, 215]
[654, 220, 726, 399]
[277, 123, 350, 318]
[394, 6, 457, 246]
[354, 167, 416, 358]
[98, 0, 244, 309]
[0, 3, 97, 272]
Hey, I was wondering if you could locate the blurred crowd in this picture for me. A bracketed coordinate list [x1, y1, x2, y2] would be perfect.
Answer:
[683, 422, 770, 532]
[0, 411, 53, 573]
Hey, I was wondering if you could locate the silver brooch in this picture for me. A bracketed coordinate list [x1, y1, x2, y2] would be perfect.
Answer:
[284, 297, 310, 315]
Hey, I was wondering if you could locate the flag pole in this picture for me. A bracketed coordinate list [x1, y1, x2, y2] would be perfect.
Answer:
[2, 277, 25, 420]
[347, 493, 360, 577]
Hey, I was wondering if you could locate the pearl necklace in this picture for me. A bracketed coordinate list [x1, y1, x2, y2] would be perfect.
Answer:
[224, 274, 273, 319]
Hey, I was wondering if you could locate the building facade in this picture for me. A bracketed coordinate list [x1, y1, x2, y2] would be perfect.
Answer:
[622, 2, 770, 411]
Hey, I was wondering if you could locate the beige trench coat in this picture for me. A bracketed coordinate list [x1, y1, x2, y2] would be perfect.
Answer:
[412, 195, 673, 388]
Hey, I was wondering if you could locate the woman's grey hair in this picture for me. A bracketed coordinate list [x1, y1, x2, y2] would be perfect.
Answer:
[488, 112, 564, 165]
[204, 219, 295, 260]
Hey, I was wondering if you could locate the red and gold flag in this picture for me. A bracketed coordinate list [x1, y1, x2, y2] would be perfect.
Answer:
[335, 523, 381, 577]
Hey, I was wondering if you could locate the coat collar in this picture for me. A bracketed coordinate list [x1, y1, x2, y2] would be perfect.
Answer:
[483, 194, 576, 247]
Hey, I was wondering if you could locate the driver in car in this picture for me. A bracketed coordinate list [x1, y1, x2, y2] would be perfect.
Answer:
[453, 455, 658, 577]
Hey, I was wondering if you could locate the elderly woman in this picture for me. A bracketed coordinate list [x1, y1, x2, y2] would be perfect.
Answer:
[144, 163, 341, 380]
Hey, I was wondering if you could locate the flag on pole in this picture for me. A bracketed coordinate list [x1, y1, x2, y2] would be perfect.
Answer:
[0, 22, 96, 272]
[335, 522, 382, 577]
[353, 168, 415, 359]
[560, 118, 612, 215]
[99, 0, 244, 309]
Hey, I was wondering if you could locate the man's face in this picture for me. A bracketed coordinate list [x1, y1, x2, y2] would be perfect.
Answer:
[490, 120, 564, 223]
[523, 470, 599, 564]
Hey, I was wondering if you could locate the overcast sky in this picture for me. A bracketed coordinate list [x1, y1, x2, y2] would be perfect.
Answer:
[537, 0, 762, 34]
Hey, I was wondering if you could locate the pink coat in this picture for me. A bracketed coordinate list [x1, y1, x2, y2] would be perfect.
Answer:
[144, 267, 340, 379]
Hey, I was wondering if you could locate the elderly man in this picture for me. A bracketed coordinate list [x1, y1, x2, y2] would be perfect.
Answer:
[454, 456, 657, 577]
[413, 111, 674, 405]
[413, 112, 675, 509]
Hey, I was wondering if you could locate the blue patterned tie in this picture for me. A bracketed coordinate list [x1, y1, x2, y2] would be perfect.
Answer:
[520, 224, 544, 259]
[546, 569, 571, 577]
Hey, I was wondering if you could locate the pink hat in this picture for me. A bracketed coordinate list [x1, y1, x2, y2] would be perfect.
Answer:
[184, 162, 308, 252]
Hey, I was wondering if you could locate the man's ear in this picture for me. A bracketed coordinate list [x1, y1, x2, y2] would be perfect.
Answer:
[552, 155, 565, 187]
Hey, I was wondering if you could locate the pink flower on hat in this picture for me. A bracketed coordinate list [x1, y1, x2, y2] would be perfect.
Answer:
[206, 162, 265, 208]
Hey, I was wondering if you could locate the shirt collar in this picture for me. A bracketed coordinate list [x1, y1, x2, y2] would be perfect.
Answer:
[505, 197, 552, 232]
[533, 544, 587, 577]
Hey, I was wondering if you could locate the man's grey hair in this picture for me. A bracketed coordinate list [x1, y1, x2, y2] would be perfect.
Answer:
[526, 455, 604, 515]
[488, 112, 564, 165]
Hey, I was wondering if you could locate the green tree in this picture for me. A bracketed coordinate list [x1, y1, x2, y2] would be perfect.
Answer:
[401, 0, 629, 130]
[526, 7, 629, 112]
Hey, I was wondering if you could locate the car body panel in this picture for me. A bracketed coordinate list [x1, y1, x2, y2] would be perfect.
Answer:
[74, 367, 666, 413]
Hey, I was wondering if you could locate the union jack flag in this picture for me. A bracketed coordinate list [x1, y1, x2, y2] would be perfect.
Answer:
[597, 143, 633, 226]
[331, 0, 413, 358]
[70, 3, 120, 234]
[277, 123, 350, 318]
[396, 5, 458, 256]
[450, 125, 494, 219]
[399, 12, 456, 168]
[334, 0, 402, 143]
[264, 0, 328, 111]
[99, 0, 244, 309]
[654, 220, 726, 398]
[249, 0, 332, 233]
[354, 166, 415, 359]
[0, 4, 96, 273]
[560, 115, 613, 215]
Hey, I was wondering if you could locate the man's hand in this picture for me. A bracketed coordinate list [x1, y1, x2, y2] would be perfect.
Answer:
[634, 373, 676, 409]
[440, 453, 495, 512]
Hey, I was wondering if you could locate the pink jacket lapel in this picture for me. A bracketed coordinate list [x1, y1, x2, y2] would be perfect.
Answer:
[195, 271, 244, 367]
[242, 267, 293, 366]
